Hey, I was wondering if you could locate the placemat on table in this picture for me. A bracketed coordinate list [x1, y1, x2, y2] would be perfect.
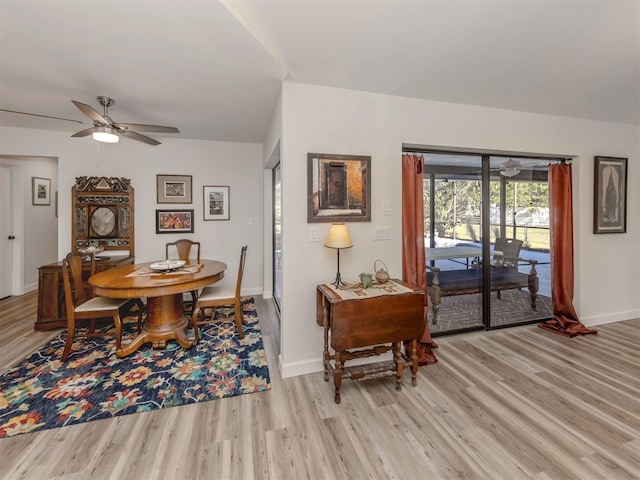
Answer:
[127, 264, 203, 277]
[325, 279, 413, 300]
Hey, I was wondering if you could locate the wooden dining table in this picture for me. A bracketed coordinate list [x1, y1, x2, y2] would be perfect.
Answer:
[89, 259, 227, 357]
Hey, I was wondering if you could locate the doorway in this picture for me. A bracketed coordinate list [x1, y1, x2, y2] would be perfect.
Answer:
[1, 154, 58, 298]
[0, 164, 16, 298]
[273, 162, 282, 313]
[325, 162, 347, 209]
[419, 150, 554, 336]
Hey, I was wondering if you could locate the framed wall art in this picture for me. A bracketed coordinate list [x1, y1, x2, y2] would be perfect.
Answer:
[156, 209, 194, 234]
[156, 174, 192, 204]
[593, 156, 627, 234]
[307, 153, 371, 222]
[203, 185, 230, 221]
[32, 177, 51, 205]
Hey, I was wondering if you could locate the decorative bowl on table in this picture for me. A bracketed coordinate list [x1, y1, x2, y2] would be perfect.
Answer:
[77, 245, 104, 256]
[149, 260, 186, 272]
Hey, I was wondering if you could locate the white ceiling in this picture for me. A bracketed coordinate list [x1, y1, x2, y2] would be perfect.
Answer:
[1, 0, 638, 145]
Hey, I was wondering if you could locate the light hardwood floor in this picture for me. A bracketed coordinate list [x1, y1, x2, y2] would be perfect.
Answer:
[1, 291, 639, 480]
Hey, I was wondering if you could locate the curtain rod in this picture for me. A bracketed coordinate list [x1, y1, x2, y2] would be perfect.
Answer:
[403, 149, 570, 163]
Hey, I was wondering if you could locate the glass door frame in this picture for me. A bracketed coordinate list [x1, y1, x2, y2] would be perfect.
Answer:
[272, 162, 282, 313]
[416, 148, 557, 336]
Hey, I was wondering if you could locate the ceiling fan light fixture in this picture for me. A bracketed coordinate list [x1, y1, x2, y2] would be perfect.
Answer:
[500, 167, 520, 177]
[92, 126, 119, 143]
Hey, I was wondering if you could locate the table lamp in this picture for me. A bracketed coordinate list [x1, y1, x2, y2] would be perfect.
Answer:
[324, 222, 352, 287]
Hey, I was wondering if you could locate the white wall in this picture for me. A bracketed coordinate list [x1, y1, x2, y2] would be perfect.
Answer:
[0, 127, 265, 296]
[277, 81, 640, 378]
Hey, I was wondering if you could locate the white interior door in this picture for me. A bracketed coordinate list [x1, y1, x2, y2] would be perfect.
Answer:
[0, 164, 14, 298]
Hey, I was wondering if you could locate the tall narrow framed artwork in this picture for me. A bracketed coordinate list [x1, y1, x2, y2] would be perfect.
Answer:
[593, 156, 627, 234]
[203, 186, 230, 220]
[32, 177, 51, 205]
[156, 175, 192, 204]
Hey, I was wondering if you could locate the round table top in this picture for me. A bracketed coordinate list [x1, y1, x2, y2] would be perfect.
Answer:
[89, 259, 227, 299]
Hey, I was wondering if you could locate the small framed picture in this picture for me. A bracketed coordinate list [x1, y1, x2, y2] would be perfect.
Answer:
[156, 209, 194, 234]
[32, 177, 51, 205]
[593, 156, 627, 234]
[156, 175, 192, 204]
[203, 186, 230, 221]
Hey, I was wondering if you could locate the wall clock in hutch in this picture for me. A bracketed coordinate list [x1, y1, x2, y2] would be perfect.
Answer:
[90, 206, 117, 237]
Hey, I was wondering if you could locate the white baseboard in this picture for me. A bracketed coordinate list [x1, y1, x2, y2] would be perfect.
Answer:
[581, 309, 640, 327]
[279, 351, 395, 379]
[243, 287, 264, 297]
[280, 356, 324, 378]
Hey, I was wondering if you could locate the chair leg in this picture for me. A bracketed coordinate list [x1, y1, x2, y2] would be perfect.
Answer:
[234, 299, 245, 339]
[191, 305, 201, 343]
[113, 312, 123, 351]
[134, 299, 144, 333]
[62, 319, 75, 361]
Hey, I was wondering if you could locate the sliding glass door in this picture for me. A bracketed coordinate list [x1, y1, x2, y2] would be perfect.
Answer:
[424, 154, 484, 334]
[421, 151, 553, 336]
[487, 156, 552, 329]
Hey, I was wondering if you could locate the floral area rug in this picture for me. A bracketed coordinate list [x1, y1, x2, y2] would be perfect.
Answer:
[0, 297, 270, 437]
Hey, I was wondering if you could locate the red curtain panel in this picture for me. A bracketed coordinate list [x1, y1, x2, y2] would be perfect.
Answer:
[539, 163, 597, 337]
[402, 154, 438, 364]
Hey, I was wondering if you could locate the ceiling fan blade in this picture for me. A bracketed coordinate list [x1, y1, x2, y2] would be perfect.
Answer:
[115, 123, 180, 133]
[0, 108, 89, 124]
[71, 127, 99, 138]
[71, 100, 110, 125]
[120, 130, 161, 146]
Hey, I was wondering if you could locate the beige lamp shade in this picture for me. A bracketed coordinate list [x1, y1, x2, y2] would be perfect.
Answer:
[324, 223, 353, 249]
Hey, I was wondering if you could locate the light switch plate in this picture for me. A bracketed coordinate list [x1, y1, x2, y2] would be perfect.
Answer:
[383, 201, 391, 215]
[374, 226, 391, 240]
[310, 227, 319, 242]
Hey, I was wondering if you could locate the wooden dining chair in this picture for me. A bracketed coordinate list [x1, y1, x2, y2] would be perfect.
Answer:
[166, 239, 201, 311]
[191, 246, 247, 342]
[61, 251, 144, 361]
[166, 239, 201, 263]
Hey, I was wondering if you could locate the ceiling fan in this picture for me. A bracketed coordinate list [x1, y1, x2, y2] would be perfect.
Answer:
[497, 159, 523, 177]
[0, 96, 179, 146]
[494, 158, 552, 177]
[441, 158, 549, 179]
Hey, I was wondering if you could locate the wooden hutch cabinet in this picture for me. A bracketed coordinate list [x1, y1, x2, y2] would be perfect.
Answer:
[35, 176, 135, 331]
